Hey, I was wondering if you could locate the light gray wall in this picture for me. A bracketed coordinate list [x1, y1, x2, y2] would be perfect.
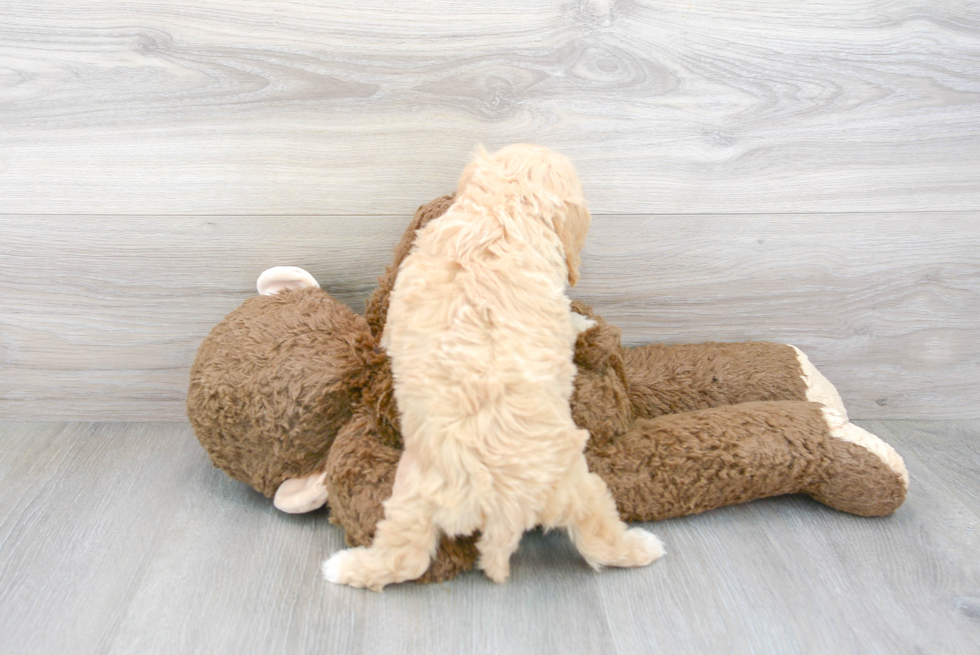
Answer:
[1, 1, 978, 420]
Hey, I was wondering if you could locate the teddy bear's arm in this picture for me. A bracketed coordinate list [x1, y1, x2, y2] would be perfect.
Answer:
[324, 412, 400, 546]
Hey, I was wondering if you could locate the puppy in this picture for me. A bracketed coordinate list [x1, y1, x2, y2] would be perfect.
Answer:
[323, 144, 664, 590]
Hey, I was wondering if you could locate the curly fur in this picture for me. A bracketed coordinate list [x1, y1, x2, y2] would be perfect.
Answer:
[322, 145, 663, 590]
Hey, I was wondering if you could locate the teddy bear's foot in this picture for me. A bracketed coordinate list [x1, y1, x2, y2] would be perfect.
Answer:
[274, 470, 329, 514]
[790, 346, 848, 420]
[805, 408, 908, 516]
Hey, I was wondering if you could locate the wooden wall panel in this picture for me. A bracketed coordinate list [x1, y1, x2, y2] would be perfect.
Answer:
[0, 1, 978, 215]
[1, 213, 976, 420]
[578, 212, 980, 419]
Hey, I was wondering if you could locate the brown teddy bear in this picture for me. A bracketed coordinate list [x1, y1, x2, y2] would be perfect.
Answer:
[187, 195, 908, 583]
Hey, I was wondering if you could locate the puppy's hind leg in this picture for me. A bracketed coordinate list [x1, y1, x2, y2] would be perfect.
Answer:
[323, 451, 439, 591]
[561, 461, 665, 570]
[476, 516, 525, 584]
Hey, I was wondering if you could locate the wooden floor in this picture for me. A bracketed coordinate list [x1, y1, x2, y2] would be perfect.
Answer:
[0, 420, 977, 654]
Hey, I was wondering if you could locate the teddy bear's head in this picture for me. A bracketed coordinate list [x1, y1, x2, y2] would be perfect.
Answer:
[187, 286, 380, 497]
[187, 195, 458, 502]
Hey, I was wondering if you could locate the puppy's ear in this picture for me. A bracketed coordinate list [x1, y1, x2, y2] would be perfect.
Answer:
[558, 200, 590, 286]
[566, 243, 582, 287]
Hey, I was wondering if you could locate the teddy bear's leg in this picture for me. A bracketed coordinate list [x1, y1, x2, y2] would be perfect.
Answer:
[624, 341, 847, 418]
[587, 400, 907, 521]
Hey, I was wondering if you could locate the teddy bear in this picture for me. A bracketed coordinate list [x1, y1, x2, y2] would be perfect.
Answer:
[187, 194, 908, 583]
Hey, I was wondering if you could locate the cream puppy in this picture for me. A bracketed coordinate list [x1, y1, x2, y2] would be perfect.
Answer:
[323, 144, 664, 590]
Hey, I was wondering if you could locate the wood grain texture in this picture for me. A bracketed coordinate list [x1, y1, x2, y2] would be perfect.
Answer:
[579, 212, 980, 420]
[0, 1, 978, 214]
[862, 419, 980, 519]
[0, 421, 978, 654]
[0, 215, 411, 422]
[2, 212, 976, 421]
[0, 423, 206, 654]
[600, 419, 980, 655]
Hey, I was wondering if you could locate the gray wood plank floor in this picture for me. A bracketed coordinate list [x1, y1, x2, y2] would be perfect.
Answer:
[0, 420, 977, 655]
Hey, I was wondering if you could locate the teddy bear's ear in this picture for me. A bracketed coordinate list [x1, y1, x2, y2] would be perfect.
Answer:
[256, 266, 320, 296]
[273, 470, 329, 514]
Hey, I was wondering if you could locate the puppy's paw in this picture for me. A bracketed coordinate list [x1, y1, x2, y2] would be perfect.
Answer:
[324, 547, 388, 591]
[478, 554, 512, 585]
[322, 548, 360, 586]
[622, 527, 666, 567]
[323, 547, 394, 592]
